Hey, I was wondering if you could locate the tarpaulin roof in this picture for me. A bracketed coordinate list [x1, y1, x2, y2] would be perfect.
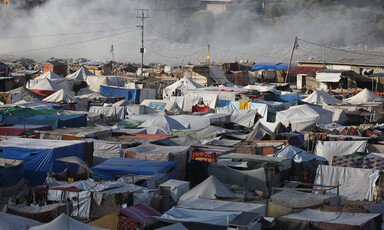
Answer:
[91, 157, 178, 180]
[251, 63, 297, 70]
[0, 138, 84, 186]
[119, 204, 161, 225]
[43, 89, 82, 104]
[34, 71, 62, 80]
[274, 145, 327, 163]
[1, 114, 87, 129]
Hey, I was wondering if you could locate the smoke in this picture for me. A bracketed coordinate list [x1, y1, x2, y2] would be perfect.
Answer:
[0, 0, 383, 65]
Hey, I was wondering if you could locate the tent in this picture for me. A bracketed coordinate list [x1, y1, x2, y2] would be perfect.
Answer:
[178, 175, 237, 204]
[243, 84, 280, 94]
[343, 88, 384, 104]
[42, 89, 81, 104]
[209, 66, 233, 86]
[1, 114, 87, 129]
[141, 99, 183, 115]
[163, 76, 203, 98]
[0, 158, 24, 186]
[138, 115, 189, 134]
[314, 140, 367, 163]
[276, 209, 380, 230]
[0, 212, 41, 229]
[302, 89, 342, 105]
[313, 165, 380, 201]
[119, 204, 161, 228]
[0, 138, 84, 185]
[27, 78, 62, 96]
[29, 213, 107, 230]
[11, 98, 57, 109]
[125, 143, 191, 180]
[91, 157, 178, 180]
[100, 85, 140, 104]
[66, 67, 95, 81]
[245, 120, 285, 141]
[274, 145, 327, 163]
[275, 104, 333, 132]
[34, 71, 62, 80]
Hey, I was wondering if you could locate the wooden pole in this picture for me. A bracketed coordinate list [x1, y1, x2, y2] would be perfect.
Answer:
[285, 36, 297, 83]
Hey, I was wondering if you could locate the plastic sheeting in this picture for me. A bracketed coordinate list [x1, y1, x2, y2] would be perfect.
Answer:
[100, 85, 139, 104]
[163, 76, 203, 98]
[274, 145, 327, 163]
[141, 99, 183, 115]
[159, 179, 190, 202]
[302, 90, 342, 105]
[179, 198, 266, 216]
[0, 158, 24, 186]
[279, 209, 380, 228]
[251, 63, 295, 70]
[66, 67, 95, 81]
[243, 84, 280, 94]
[89, 106, 126, 120]
[86, 76, 108, 92]
[29, 213, 106, 230]
[90, 139, 124, 166]
[181, 93, 218, 111]
[42, 89, 80, 104]
[245, 120, 282, 141]
[315, 140, 367, 163]
[343, 88, 384, 104]
[227, 101, 268, 121]
[0, 138, 84, 186]
[216, 107, 256, 128]
[0, 212, 41, 229]
[276, 104, 333, 131]
[91, 157, 178, 180]
[1, 114, 87, 129]
[178, 175, 236, 204]
[270, 190, 340, 208]
[313, 165, 380, 201]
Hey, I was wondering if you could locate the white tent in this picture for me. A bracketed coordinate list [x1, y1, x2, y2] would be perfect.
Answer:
[275, 104, 333, 132]
[243, 84, 280, 94]
[245, 120, 282, 141]
[0, 211, 41, 229]
[34, 71, 62, 80]
[66, 67, 95, 81]
[43, 89, 80, 103]
[178, 175, 237, 204]
[27, 78, 62, 91]
[138, 115, 190, 134]
[302, 89, 342, 105]
[343, 88, 384, 104]
[141, 99, 183, 115]
[274, 145, 327, 163]
[163, 76, 203, 98]
[29, 213, 107, 230]
[314, 140, 367, 163]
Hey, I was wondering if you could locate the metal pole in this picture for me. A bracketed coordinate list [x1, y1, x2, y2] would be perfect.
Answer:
[141, 11, 144, 77]
[285, 36, 297, 83]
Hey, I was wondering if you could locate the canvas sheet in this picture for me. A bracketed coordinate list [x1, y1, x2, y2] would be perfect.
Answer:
[276, 104, 333, 125]
[89, 106, 126, 120]
[157, 207, 240, 226]
[315, 140, 367, 163]
[178, 198, 266, 216]
[216, 107, 256, 128]
[313, 165, 380, 201]
[86, 76, 108, 92]
[281, 209, 380, 226]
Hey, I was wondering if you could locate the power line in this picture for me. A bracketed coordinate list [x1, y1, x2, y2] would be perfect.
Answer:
[0, 28, 139, 55]
[0, 26, 138, 39]
[145, 47, 205, 59]
[298, 38, 384, 58]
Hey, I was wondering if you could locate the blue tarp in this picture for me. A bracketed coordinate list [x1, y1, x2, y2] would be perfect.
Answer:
[0, 114, 87, 129]
[219, 100, 231, 107]
[0, 160, 24, 186]
[251, 63, 297, 70]
[100, 85, 140, 104]
[91, 158, 178, 180]
[0, 140, 84, 186]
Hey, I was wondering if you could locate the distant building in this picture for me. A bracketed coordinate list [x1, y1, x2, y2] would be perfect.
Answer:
[2, 0, 48, 8]
[0, 62, 9, 76]
[43, 61, 67, 77]
[77, 61, 112, 76]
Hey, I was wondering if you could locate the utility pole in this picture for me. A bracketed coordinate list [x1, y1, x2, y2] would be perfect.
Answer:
[285, 36, 298, 83]
[206, 44, 211, 66]
[136, 9, 150, 78]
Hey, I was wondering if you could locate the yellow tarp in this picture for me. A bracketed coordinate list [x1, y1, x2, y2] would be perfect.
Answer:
[89, 212, 118, 230]
[239, 100, 251, 110]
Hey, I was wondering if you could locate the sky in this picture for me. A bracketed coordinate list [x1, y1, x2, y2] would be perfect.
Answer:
[0, 0, 382, 66]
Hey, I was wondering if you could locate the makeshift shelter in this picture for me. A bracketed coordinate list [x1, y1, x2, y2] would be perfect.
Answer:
[178, 175, 237, 204]
[118, 204, 161, 230]
[313, 165, 380, 201]
[243, 84, 280, 94]
[0, 138, 84, 185]
[28, 213, 107, 230]
[42, 89, 81, 104]
[275, 104, 333, 132]
[89, 212, 118, 230]
[6, 203, 68, 223]
[245, 120, 285, 141]
[66, 67, 95, 81]
[302, 89, 342, 105]
[0, 124, 50, 136]
[159, 179, 190, 202]
[314, 140, 367, 163]
[89, 105, 126, 120]
[91, 157, 178, 180]
[26, 78, 62, 96]
[34, 71, 62, 80]
[209, 66, 233, 86]
[0, 212, 41, 229]
[0, 158, 24, 187]
[343, 88, 384, 104]
[100, 85, 140, 104]
[125, 143, 190, 180]
[141, 100, 183, 115]
[1, 114, 87, 129]
[212, 153, 292, 196]
[276, 209, 381, 230]
[163, 76, 203, 98]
